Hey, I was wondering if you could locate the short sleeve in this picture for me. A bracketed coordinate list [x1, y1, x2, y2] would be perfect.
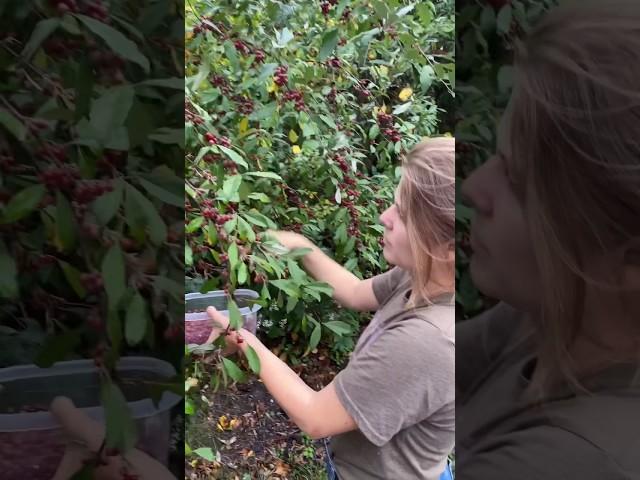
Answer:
[371, 267, 408, 305]
[457, 427, 626, 480]
[334, 318, 454, 446]
[456, 302, 529, 398]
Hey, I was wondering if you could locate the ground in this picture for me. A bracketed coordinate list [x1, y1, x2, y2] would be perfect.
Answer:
[186, 348, 341, 479]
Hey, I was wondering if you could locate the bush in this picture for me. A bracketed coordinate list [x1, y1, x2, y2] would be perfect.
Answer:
[0, 1, 184, 459]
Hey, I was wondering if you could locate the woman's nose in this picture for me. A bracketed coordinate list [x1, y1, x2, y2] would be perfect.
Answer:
[379, 207, 392, 228]
[460, 162, 493, 217]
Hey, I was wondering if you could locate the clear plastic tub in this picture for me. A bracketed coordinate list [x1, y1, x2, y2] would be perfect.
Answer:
[0, 357, 181, 480]
[185, 289, 261, 345]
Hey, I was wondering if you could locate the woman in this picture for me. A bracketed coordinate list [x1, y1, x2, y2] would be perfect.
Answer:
[457, 1, 640, 478]
[208, 137, 456, 479]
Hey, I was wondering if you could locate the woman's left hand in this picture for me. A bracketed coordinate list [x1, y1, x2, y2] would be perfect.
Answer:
[206, 306, 246, 354]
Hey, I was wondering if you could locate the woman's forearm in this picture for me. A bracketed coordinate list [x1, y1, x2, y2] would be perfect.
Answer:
[298, 242, 361, 308]
[236, 329, 317, 434]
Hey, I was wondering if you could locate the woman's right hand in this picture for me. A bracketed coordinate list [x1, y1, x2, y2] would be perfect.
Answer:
[265, 230, 313, 251]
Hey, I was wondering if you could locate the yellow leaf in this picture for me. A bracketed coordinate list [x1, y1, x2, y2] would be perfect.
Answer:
[291, 145, 302, 155]
[217, 415, 229, 430]
[186, 31, 194, 41]
[399, 87, 413, 102]
[379, 65, 389, 76]
[368, 51, 377, 60]
[288, 129, 299, 143]
[229, 418, 242, 430]
[267, 80, 278, 93]
[239, 117, 249, 135]
[327, 19, 336, 27]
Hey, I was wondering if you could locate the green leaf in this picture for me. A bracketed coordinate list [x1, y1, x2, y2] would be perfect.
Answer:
[228, 243, 239, 272]
[237, 216, 256, 243]
[149, 127, 185, 148]
[270, 279, 299, 297]
[319, 29, 339, 61]
[74, 14, 150, 72]
[392, 101, 412, 115]
[0, 241, 18, 299]
[89, 86, 135, 140]
[227, 298, 243, 331]
[308, 319, 321, 351]
[138, 178, 183, 207]
[218, 145, 249, 168]
[2, 184, 45, 223]
[194, 447, 215, 461]
[22, 18, 60, 60]
[125, 184, 167, 245]
[222, 357, 246, 382]
[219, 175, 242, 202]
[185, 244, 193, 266]
[248, 192, 270, 203]
[58, 261, 86, 298]
[496, 4, 513, 35]
[125, 293, 148, 346]
[0, 108, 27, 141]
[286, 295, 298, 313]
[245, 345, 261, 374]
[186, 216, 204, 233]
[274, 27, 294, 48]
[137, 78, 183, 89]
[54, 192, 76, 252]
[237, 262, 248, 285]
[106, 310, 122, 352]
[244, 171, 283, 181]
[92, 179, 123, 226]
[101, 380, 137, 453]
[324, 320, 352, 337]
[102, 245, 126, 312]
[35, 331, 81, 367]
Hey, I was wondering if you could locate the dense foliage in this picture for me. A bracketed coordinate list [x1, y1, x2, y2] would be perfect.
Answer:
[0, 0, 184, 464]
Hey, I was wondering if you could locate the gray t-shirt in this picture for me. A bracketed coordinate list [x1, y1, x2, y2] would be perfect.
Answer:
[457, 302, 640, 479]
[330, 267, 455, 480]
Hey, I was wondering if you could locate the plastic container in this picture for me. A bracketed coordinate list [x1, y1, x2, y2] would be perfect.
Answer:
[185, 289, 261, 345]
[0, 357, 181, 480]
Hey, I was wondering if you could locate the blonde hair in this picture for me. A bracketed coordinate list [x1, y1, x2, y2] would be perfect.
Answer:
[398, 137, 455, 307]
[506, 0, 640, 396]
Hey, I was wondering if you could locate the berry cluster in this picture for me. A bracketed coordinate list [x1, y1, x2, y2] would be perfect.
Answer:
[49, 0, 79, 15]
[193, 18, 227, 36]
[234, 40, 250, 56]
[383, 127, 402, 143]
[202, 206, 234, 225]
[185, 103, 204, 125]
[253, 49, 266, 66]
[0, 153, 17, 173]
[341, 7, 352, 21]
[354, 79, 372, 102]
[274, 65, 288, 86]
[327, 86, 337, 104]
[37, 143, 67, 162]
[81, 272, 103, 294]
[44, 38, 82, 57]
[377, 112, 394, 128]
[203, 132, 231, 148]
[210, 75, 232, 95]
[73, 180, 113, 204]
[320, 0, 338, 15]
[232, 94, 254, 115]
[39, 165, 80, 191]
[283, 185, 304, 208]
[326, 57, 341, 69]
[282, 90, 306, 112]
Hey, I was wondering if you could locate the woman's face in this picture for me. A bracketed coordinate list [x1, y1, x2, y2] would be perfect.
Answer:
[460, 109, 542, 311]
[379, 185, 414, 270]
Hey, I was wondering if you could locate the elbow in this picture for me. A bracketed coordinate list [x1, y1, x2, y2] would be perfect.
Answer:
[304, 424, 327, 441]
